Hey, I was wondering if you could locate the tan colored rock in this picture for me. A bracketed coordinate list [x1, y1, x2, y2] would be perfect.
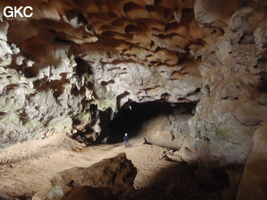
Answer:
[190, 0, 267, 167]
[194, 0, 239, 26]
[237, 121, 267, 200]
[143, 114, 173, 144]
[33, 153, 137, 200]
[0, 0, 265, 167]
[165, 147, 199, 165]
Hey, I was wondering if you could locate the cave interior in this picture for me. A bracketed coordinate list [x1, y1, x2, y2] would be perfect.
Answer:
[0, 0, 266, 199]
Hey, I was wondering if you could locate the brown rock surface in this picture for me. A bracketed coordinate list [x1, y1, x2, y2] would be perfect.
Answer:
[61, 186, 118, 200]
[237, 121, 267, 200]
[0, 0, 211, 147]
[0, 0, 265, 179]
[141, 103, 194, 149]
[33, 152, 137, 200]
[189, 0, 267, 167]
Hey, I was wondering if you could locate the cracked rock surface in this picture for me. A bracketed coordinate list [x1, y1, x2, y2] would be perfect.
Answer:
[0, 0, 266, 172]
[33, 152, 136, 200]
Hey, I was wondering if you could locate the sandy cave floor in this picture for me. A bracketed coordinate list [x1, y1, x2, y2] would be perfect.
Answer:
[0, 133, 190, 198]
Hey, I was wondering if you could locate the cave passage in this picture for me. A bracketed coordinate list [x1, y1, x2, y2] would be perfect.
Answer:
[107, 101, 195, 144]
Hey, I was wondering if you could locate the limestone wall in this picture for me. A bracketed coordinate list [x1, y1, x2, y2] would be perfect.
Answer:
[0, 0, 266, 168]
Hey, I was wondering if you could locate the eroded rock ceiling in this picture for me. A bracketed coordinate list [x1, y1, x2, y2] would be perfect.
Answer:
[0, 0, 266, 168]
[0, 0, 210, 145]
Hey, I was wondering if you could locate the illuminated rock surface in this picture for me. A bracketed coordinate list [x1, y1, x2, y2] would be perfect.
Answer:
[33, 153, 136, 200]
[0, 0, 266, 199]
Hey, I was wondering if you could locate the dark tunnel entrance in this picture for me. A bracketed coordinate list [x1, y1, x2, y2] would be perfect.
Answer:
[106, 101, 196, 144]
[106, 101, 233, 200]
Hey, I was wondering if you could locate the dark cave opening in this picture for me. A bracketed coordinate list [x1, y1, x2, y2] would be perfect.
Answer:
[105, 101, 235, 200]
[106, 101, 196, 144]
[72, 101, 234, 200]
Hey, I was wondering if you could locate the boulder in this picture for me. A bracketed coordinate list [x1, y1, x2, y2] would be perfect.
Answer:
[33, 153, 137, 200]
[61, 186, 118, 200]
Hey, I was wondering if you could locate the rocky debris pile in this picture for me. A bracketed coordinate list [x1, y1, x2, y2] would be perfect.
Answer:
[33, 153, 137, 200]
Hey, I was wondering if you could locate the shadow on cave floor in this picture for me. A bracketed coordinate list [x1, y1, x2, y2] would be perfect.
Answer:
[106, 101, 195, 145]
[130, 163, 233, 200]
[106, 102, 237, 199]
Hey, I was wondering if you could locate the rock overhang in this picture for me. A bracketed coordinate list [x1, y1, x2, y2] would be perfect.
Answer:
[0, 0, 266, 167]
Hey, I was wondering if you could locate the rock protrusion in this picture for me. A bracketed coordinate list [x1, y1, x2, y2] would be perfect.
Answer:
[237, 121, 267, 200]
[33, 153, 137, 200]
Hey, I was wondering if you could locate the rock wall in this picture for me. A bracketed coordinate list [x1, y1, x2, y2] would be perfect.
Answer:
[0, 0, 208, 147]
[141, 103, 195, 149]
[0, 0, 266, 168]
[189, 0, 267, 166]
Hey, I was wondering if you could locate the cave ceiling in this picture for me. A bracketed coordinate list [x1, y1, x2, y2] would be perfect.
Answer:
[0, 0, 266, 147]
[0, 0, 222, 105]
[1, 0, 219, 63]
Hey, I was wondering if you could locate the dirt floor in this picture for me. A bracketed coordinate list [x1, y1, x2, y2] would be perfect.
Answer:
[0, 132, 235, 200]
[0, 133, 189, 199]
